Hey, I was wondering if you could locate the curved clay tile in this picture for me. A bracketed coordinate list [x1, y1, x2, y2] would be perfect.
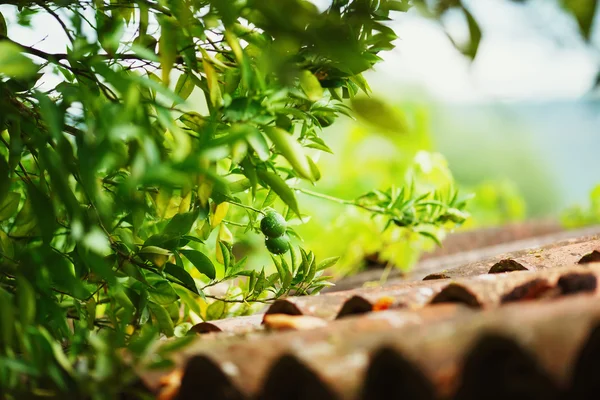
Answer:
[500, 279, 556, 304]
[423, 273, 451, 280]
[189, 322, 222, 335]
[578, 249, 600, 264]
[361, 347, 435, 400]
[566, 323, 600, 399]
[430, 283, 483, 308]
[453, 334, 560, 400]
[263, 299, 303, 317]
[336, 295, 373, 319]
[175, 356, 245, 400]
[488, 258, 529, 274]
[257, 354, 339, 400]
[557, 273, 597, 295]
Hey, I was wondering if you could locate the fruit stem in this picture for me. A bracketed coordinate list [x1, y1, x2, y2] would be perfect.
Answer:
[228, 200, 266, 215]
[295, 187, 386, 214]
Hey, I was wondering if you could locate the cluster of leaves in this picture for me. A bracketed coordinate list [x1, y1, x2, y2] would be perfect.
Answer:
[0, 0, 472, 397]
[561, 184, 600, 229]
[304, 182, 470, 243]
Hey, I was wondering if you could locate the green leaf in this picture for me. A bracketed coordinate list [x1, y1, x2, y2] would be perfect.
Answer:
[165, 263, 199, 294]
[163, 210, 200, 238]
[205, 300, 225, 321]
[0, 157, 8, 202]
[306, 156, 321, 182]
[386, 1, 411, 12]
[180, 249, 216, 279]
[224, 97, 262, 122]
[299, 70, 323, 102]
[17, 278, 36, 326]
[0, 192, 19, 221]
[257, 169, 301, 218]
[0, 287, 13, 348]
[173, 72, 195, 104]
[180, 112, 206, 132]
[200, 48, 222, 108]
[218, 241, 231, 271]
[121, 261, 149, 285]
[148, 302, 175, 337]
[128, 324, 159, 356]
[158, 16, 178, 86]
[349, 74, 371, 94]
[148, 278, 179, 305]
[561, 0, 597, 40]
[264, 127, 314, 181]
[36, 93, 64, 139]
[262, 188, 278, 208]
[0, 230, 14, 260]
[272, 255, 285, 283]
[351, 97, 408, 135]
[246, 128, 271, 161]
[0, 42, 37, 79]
[0, 12, 7, 37]
[26, 183, 56, 244]
[175, 286, 204, 315]
[316, 256, 340, 271]
[462, 5, 481, 59]
[417, 230, 442, 247]
[139, 246, 172, 256]
[229, 178, 253, 194]
[131, 73, 183, 104]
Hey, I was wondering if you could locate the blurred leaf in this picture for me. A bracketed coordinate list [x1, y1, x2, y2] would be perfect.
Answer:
[416, 230, 442, 247]
[0, 288, 14, 348]
[306, 156, 321, 182]
[0, 12, 6, 37]
[159, 17, 178, 86]
[163, 210, 200, 237]
[316, 256, 340, 271]
[148, 302, 175, 337]
[299, 70, 324, 102]
[351, 97, 408, 134]
[0, 42, 37, 78]
[461, 5, 481, 58]
[11, 198, 37, 238]
[17, 278, 36, 326]
[0, 157, 9, 202]
[561, 0, 597, 40]
[200, 48, 222, 108]
[205, 300, 225, 321]
[173, 72, 195, 103]
[0, 192, 19, 221]
[264, 127, 314, 181]
[148, 278, 179, 305]
[246, 128, 271, 161]
[257, 169, 302, 218]
[211, 202, 229, 228]
[139, 246, 172, 256]
[0, 230, 14, 260]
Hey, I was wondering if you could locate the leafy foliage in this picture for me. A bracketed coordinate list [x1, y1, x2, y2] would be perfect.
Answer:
[0, 0, 471, 397]
[561, 184, 600, 229]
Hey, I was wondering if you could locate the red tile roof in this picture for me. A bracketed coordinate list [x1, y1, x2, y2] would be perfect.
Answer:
[136, 228, 600, 400]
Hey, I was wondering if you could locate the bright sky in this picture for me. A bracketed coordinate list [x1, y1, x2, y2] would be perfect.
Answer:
[2, 0, 599, 103]
[318, 0, 600, 103]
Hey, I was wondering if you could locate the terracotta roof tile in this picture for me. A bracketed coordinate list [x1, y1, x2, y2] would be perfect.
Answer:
[135, 231, 600, 400]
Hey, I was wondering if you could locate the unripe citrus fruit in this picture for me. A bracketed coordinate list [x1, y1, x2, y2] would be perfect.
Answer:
[265, 234, 290, 255]
[260, 210, 287, 238]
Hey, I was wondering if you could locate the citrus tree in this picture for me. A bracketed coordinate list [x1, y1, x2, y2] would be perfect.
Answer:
[0, 0, 474, 397]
